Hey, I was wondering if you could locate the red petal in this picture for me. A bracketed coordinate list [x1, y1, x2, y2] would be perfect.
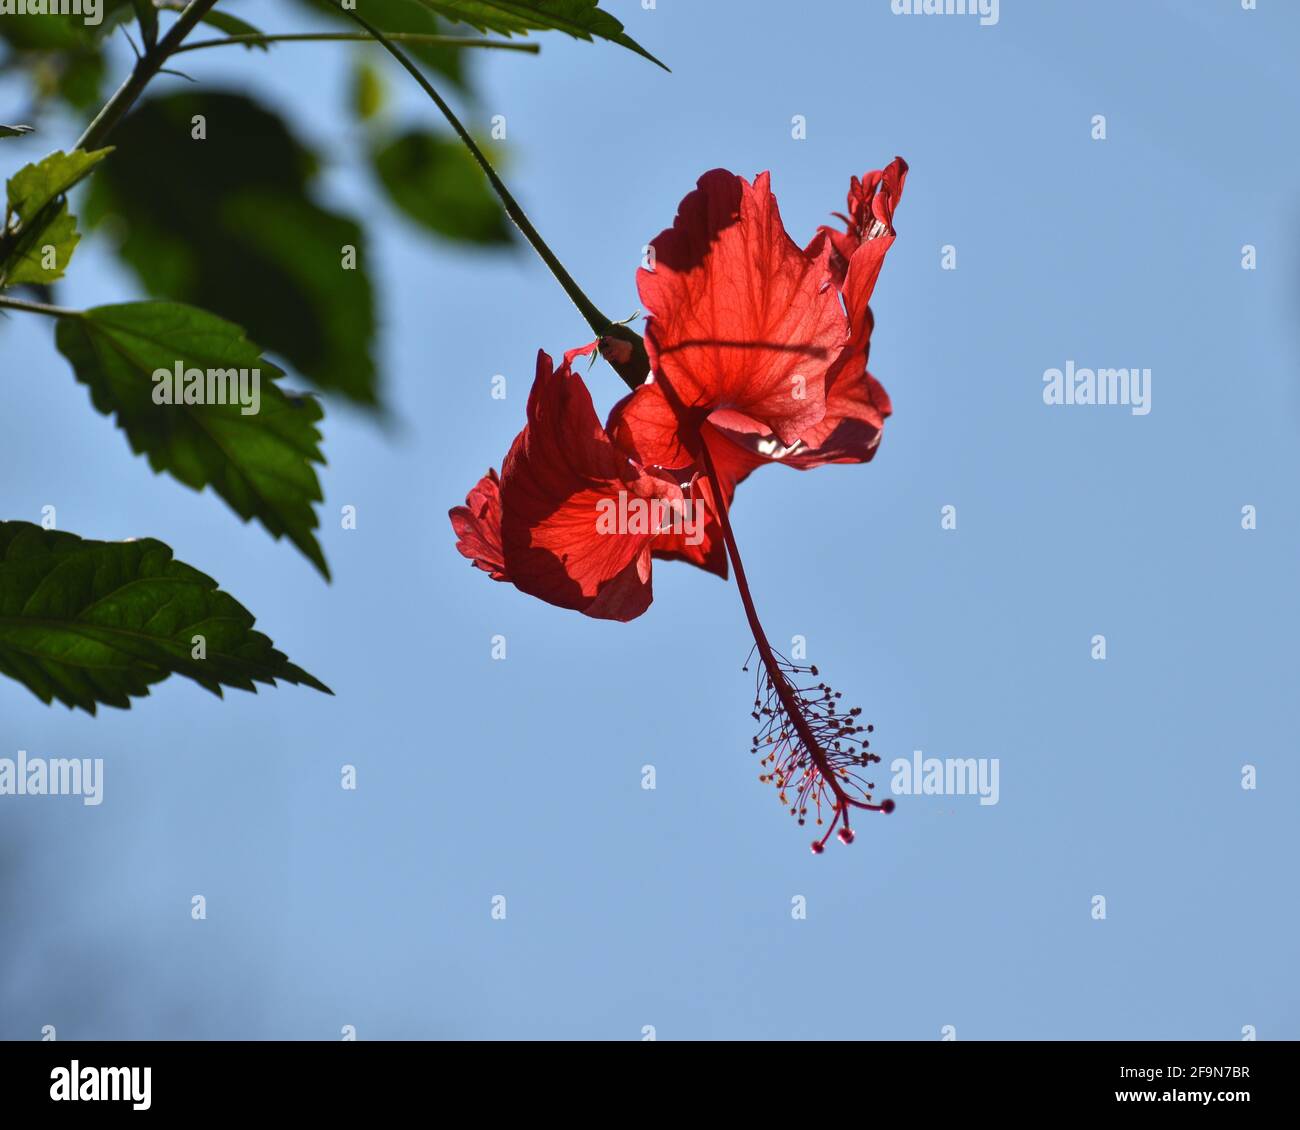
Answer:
[638, 170, 846, 447]
[606, 378, 692, 471]
[644, 467, 729, 579]
[699, 421, 767, 493]
[822, 248, 883, 393]
[840, 231, 895, 340]
[803, 156, 907, 447]
[608, 386, 769, 580]
[788, 370, 892, 466]
[496, 349, 678, 622]
[805, 156, 908, 296]
[449, 468, 508, 581]
[705, 367, 892, 474]
[803, 225, 860, 291]
[870, 157, 908, 231]
[844, 157, 908, 243]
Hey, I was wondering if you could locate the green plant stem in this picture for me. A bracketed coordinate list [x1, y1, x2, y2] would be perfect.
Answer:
[173, 32, 540, 54]
[77, 0, 221, 151]
[0, 294, 78, 318]
[332, 4, 650, 389]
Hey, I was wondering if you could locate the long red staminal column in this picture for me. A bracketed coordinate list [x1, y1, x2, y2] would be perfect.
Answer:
[697, 439, 894, 853]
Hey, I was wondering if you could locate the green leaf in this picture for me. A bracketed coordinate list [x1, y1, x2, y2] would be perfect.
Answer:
[351, 58, 388, 121]
[412, 0, 667, 69]
[54, 301, 331, 579]
[155, 1, 270, 49]
[45, 50, 109, 112]
[0, 521, 331, 715]
[0, 10, 103, 50]
[0, 1, 133, 108]
[199, 9, 271, 48]
[84, 93, 379, 406]
[1, 148, 112, 287]
[0, 125, 35, 139]
[372, 130, 511, 245]
[0, 20, 81, 51]
[3, 204, 78, 285]
[7, 147, 111, 220]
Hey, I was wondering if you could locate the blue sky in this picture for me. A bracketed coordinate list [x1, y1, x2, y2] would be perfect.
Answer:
[2, 0, 1298, 1039]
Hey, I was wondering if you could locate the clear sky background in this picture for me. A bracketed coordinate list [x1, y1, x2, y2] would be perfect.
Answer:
[2, 0, 1298, 1040]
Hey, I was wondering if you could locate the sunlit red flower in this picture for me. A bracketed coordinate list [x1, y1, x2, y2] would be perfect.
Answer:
[451, 344, 685, 622]
[609, 158, 907, 577]
[452, 160, 907, 850]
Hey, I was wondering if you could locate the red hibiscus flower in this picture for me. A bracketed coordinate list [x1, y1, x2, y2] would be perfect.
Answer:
[450, 344, 687, 622]
[609, 159, 906, 578]
[451, 159, 907, 851]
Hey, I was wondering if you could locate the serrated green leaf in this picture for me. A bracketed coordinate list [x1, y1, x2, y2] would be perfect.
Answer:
[1, 147, 111, 287]
[4, 202, 78, 284]
[83, 93, 379, 406]
[412, 0, 667, 69]
[54, 301, 331, 578]
[7, 147, 111, 219]
[0, 521, 331, 715]
[372, 130, 511, 245]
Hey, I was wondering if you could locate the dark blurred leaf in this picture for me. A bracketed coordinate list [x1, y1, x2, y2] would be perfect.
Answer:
[0, 125, 35, 138]
[0, 2, 132, 109]
[0, 520, 331, 715]
[290, 0, 475, 90]
[54, 301, 330, 577]
[411, 0, 667, 69]
[84, 92, 380, 406]
[45, 49, 108, 110]
[372, 129, 511, 245]
[0, 12, 99, 50]
[1, 147, 112, 286]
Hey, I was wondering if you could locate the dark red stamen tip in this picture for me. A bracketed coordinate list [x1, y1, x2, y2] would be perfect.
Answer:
[881, 798, 895, 814]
